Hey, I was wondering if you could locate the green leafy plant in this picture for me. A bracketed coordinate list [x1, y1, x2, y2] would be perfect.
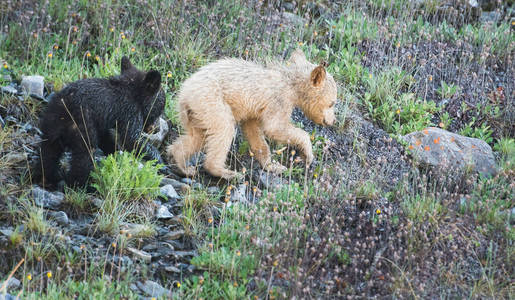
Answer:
[367, 92, 438, 135]
[437, 80, 460, 99]
[90, 151, 163, 233]
[494, 137, 515, 168]
[459, 118, 494, 144]
[439, 111, 453, 130]
[91, 151, 163, 202]
[329, 47, 364, 90]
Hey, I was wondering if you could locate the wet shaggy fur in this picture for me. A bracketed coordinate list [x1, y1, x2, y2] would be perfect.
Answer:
[34, 57, 165, 189]
[166, 49, 338, 179]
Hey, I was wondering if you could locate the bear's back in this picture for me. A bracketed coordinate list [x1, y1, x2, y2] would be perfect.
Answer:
[179, 58, 291, 120]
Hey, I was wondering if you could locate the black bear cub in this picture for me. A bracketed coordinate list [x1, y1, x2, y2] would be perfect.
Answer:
[34, 56, 166, 189]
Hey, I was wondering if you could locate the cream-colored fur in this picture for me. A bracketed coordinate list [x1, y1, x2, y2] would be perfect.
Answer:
[166, 49, 338, 179]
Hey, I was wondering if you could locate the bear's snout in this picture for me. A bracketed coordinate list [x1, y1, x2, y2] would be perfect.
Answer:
[323, 109, 336, 126]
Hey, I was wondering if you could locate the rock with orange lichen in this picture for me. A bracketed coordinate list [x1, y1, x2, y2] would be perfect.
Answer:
[402, 127, 497, 177]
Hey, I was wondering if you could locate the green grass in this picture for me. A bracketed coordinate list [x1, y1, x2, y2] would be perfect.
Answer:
[364, 67, 439, 135]
[23, 278, 138, 299]
[90, 151, 163, 234]
[177, 184, 307, 299]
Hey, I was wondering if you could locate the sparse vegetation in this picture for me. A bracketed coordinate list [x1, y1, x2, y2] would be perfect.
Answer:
[91, 151, 162, 234]
[0, 0, 513, 298]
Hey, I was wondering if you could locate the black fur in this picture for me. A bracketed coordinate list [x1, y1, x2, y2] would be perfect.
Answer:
[33, 56, 165, 189]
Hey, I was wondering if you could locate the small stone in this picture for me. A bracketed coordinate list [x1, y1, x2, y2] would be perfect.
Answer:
[1, 85, 18, 95]
[129, 283, 140, 293]
[48, 211, 69, 226]
[178, 263, 196, 273]
[136, 280, 169, 298]
[160, 184, 180, 200]
[3, 152, 27, 164]
[21, 75, 44, 98]
[0, 228, 14, 237]
[91, 197, 103, 208]
[282, 2, 295, 11]
[156, 205, 174, 219]
[172, 250, 197, 259]
[207, 186, 220, 194]
[230, 184, 247, 203]
[282, 12, 307, 27]
[164, 265, 181, 273]
[153, 243, 176, 257]
[162, 230, 185, 241]
[142, 117, 169, 146]
[127, 247, 152, 263]
[161, 177, 190, 193]
[165, 240, 185, 250]
[181, 178, 194, 185]
[142, 243, 159, 252]
[256, 170, 285, 190]
[4, 277, 20, 291]
[0, 293, 18, 300]
[167, 215, 184, 225]
[31, 186, 64, 209]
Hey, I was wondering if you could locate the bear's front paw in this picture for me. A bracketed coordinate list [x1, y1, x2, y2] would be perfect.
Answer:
[265, 161, 287, 174]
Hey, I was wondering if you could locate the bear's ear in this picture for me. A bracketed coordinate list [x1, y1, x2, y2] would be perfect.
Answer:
[121, 56, 132, 73]
[288, 48, 308, 65]
[310, 64, 326, 87]
[144, 70, 161, 94]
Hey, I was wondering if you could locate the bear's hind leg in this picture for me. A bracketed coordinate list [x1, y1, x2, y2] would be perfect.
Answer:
[37, 138, 65, 189]
[167, 125, 204, 177]
[203, 119, 238, 180]
[66, 123, 98, 188]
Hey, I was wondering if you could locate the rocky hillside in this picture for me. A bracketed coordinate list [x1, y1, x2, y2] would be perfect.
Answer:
[0, 0, 513, 299]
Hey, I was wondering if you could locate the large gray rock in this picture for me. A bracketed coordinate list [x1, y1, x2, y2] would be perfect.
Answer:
[21, 75, 44, 98]
[31, 186, 64, 209]
[402, 127, 497, 177]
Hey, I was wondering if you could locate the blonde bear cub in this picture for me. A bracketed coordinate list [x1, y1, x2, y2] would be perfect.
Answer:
[167, 49, 337, 179]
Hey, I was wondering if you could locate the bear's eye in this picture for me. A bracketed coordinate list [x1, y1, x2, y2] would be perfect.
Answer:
[329, 102, 336, 108]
